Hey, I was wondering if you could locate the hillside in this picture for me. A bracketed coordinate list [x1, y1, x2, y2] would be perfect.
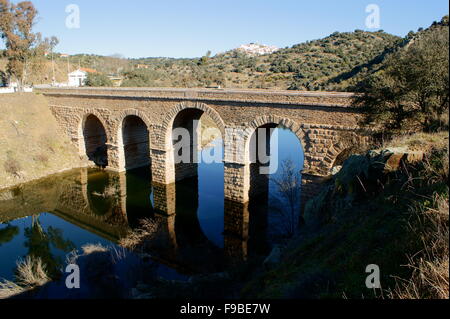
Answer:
[126, 30, 401, 90]
[242, 132, 449, 299]
[329, 15, 450, 92]
[1, 17, 447, 92]
[1, 30, 401, 91]
[0, 94, 81, 190]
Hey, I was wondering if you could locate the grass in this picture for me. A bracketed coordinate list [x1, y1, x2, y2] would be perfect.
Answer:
[388, 187, 449, 299]
[0, 256, 50, 299]
[118, 218, 159, 252]
[383, 131, 449, 153]
[0, 93, 80, 190]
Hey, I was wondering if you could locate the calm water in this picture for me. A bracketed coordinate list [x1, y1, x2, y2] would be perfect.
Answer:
[0, 128, 303, 282]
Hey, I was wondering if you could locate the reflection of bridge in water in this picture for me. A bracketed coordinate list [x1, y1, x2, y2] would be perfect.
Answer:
[0, 167, 269, 275]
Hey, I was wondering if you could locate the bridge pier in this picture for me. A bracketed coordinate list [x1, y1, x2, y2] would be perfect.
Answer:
[223, 200, 249, 261]
[223, 163, 250, 203]
[152, 182, 176, 215]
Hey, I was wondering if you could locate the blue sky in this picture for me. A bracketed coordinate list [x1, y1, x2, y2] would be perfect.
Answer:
[13, 0, 450, 58]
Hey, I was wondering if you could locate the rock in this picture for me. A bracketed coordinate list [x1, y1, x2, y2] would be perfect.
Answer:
[385, 153, 406, 172]
[385, 150, 424, 172]
[331, 166, 342, 175]
[263, 246, 282, 268]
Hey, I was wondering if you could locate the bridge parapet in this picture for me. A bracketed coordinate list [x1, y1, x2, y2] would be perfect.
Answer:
[35, 87, 357, 107]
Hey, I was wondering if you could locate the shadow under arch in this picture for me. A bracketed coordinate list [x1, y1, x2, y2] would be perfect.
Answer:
[81, 114, 109, 168]
[163, 102, 225, 182]
[120, 115, 151, 171]
[243, 116, 305, 199]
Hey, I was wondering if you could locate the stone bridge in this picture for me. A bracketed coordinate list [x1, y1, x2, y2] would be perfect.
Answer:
[37, 87, 367, 204]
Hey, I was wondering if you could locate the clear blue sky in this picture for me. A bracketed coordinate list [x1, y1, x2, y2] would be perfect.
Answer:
[18, 0, 450, 58]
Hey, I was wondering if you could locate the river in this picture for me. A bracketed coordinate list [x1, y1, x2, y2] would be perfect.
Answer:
[0, 128, 303, 285]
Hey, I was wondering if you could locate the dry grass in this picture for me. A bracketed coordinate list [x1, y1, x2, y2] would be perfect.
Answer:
[0, 94, 80, 189]
[3, 153, 22, 177]
[389, 195, 449, 299]
[81, 243, 109, 255]
[0, 280, 24, 299]
[66, 243, 129, 267]
[383, 131, 449, 154]
[388, 143, 449, 299]
[119, 218, 159, 251]
[0, 256, 50, 299]
[15, 256, 50, 287]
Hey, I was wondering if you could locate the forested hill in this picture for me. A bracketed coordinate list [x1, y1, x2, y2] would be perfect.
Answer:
[329, 15, 450, 92]
[2, 16, 447, 92]
[126, 30, 401, 91]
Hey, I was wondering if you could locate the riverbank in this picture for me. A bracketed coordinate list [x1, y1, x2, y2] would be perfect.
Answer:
[0, 93, 82, 190]
[241, 132, 449, 299]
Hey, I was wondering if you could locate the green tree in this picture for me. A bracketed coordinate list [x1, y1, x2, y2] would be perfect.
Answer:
[85, 72, 113, 87]
[198, 50, 211, 66]
[0, 0, 50, 90]
[357, 25, 449, 133]
[23, 217, 75, 278]
[121, 69, 152, 87]
[0, 224, 19, 246]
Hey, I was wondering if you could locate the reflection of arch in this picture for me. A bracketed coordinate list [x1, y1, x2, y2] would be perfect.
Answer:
[86, 170, 115, 217]
[174, 177, 224, 272]
[80, 113, 109, 167]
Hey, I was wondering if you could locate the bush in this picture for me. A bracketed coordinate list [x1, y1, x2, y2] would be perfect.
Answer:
[85, 73, 113, 87]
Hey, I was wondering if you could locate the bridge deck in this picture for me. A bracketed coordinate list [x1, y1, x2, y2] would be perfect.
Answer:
[35, 87, 357, 108]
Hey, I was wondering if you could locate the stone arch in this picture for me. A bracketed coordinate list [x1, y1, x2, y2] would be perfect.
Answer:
[321, 131, 366, 175]
[162, 102, 226, 147]
[116, 109, 153, 136]
[160, 102, 226, 182]
[78, 111, 109, 167]
[243, 115, 305, 161]
[116, 109, 152, 171]
[240, 115, 305, 199]
[78, 109, 110, 143]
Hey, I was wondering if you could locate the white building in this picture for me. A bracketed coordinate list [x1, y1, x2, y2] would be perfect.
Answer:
[68, 68, 97, 87]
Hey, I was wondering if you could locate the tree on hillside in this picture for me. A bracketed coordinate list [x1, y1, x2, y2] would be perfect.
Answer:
[49, 36, 59, 85]
[198, 50, 211, 66]
[0, 0, 51, 90]
[121, 69, 153, 87]
[357, 20, 449, 133]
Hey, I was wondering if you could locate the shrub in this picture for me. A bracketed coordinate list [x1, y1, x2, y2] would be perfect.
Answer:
[85, 73, 113, 87]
